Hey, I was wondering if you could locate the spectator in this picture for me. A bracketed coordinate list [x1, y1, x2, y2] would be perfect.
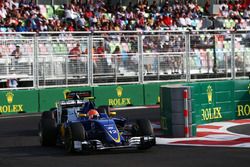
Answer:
[15, 21, 27, 32]
[149, 0, 158, 13]
[40, 20, 48, 31]
[65, 4, 79, 20]
[112, 46, 121, 72]
[10, 45, 22, 71]
[0, 0, 245, 33]
[11, 45, 22, 59]
[7, 78, 18, 88]
[0, 3, 7, 19]
[219, 0, 228, 12]
[204, 0, 211, 15]
[220, 5, 229, 17]
[69, 43, 83, 75]
[67, 21, 75, 31]
[179, 13, 187, 27]
[95, 41, 108, 73]
[235, 54, 243, 71]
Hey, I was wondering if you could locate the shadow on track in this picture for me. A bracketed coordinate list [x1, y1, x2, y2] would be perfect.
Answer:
[0, 140, 154, 158]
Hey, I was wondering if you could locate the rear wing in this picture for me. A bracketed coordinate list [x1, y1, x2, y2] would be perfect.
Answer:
[66, 91, 92, 100]
[58, 91, 95, 108]
[58, 100, 85, 107]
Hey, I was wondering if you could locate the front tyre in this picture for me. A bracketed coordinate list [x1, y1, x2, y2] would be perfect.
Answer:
[132, 119, 155, 150]
[132, 119, 154, 136]
[65, 122, 86, 153]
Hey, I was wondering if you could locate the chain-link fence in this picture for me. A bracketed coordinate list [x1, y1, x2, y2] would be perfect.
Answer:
[0, 30, 250, 89]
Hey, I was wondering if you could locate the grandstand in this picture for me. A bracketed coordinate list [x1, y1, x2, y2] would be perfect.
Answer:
[0, 0, 249, 89]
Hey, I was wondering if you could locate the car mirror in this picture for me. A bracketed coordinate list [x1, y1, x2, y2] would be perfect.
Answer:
[108, 111, 116, 116]
[78, 113, 87, 117]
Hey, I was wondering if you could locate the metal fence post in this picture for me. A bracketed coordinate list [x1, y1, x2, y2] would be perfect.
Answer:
[231, 32, 236, 80]
[88, 33, 93, 86]
[185, 31, 191, 82]
[42, 58, 45, 86]
[138, 31, 144, 83]
[243, 51, 246, 77]
[65, 56, 68, 85]
[33, 34, 38, 88]
[157, 53, 160, 80]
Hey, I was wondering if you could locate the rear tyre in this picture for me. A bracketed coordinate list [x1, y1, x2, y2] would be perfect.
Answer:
[41, 110, 55, 120]
[65, 122, 86, 153]
[97, 105, 110, 114]
[38, 119, 57, 146]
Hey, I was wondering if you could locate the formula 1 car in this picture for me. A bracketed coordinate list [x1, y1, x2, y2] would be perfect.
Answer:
[38, 91, 155, 152]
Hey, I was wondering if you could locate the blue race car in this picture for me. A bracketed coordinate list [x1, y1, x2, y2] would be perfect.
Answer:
[38, 91, 155, 152]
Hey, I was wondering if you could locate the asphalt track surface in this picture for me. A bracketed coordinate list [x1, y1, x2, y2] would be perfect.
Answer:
[1, 108, 250, 167]
[228, 124, 250, 135]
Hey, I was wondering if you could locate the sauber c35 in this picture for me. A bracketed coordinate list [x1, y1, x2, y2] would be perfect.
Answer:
[38, 91, 156, 153]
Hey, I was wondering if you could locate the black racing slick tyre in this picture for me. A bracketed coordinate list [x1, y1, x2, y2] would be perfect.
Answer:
[97, 105, 110, 114]
[41, 110, 55, 120]
[132, 119, 154, 136]
[38, 119, 57, 146]
[65, 122, 86, 153]
[132, 119, 155, 150]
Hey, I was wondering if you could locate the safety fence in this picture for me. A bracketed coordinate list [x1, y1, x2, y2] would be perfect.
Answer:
[0, 30, 250, 89]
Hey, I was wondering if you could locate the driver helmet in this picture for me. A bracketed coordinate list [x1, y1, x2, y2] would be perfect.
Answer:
[87, 109, 99, 119]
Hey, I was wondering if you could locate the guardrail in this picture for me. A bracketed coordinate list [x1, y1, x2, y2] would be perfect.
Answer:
[0, 30, 249, 89]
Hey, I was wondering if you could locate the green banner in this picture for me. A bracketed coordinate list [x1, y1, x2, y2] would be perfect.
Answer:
[144, 82, 179, 105]
[94, 84, 144, 107]
[234, 80, 250, 119]
[190, 81, 235, 124]
[144, 83, 164, 105]
[0, 89, 38, 114]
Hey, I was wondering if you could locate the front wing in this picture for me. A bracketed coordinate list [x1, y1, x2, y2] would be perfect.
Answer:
[72, 136, 156, 151]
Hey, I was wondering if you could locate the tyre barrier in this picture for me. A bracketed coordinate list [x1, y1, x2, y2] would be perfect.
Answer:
[160, 85, 196, 138]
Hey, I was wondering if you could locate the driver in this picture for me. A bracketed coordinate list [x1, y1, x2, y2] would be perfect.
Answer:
[87, 109, 99, 119]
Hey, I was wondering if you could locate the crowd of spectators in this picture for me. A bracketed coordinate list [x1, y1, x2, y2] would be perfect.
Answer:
[0, 0, 247, 74]
[0, 0, 249, 33]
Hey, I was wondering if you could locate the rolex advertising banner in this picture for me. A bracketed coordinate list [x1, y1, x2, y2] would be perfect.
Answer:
[234, 80, 250, 119]
[0, 89, 39, 114]
[39, 87, 93, 112]
[94, 84, 144, 107]
[189, 81, 235, 125]
[189, 81, 235, 124]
